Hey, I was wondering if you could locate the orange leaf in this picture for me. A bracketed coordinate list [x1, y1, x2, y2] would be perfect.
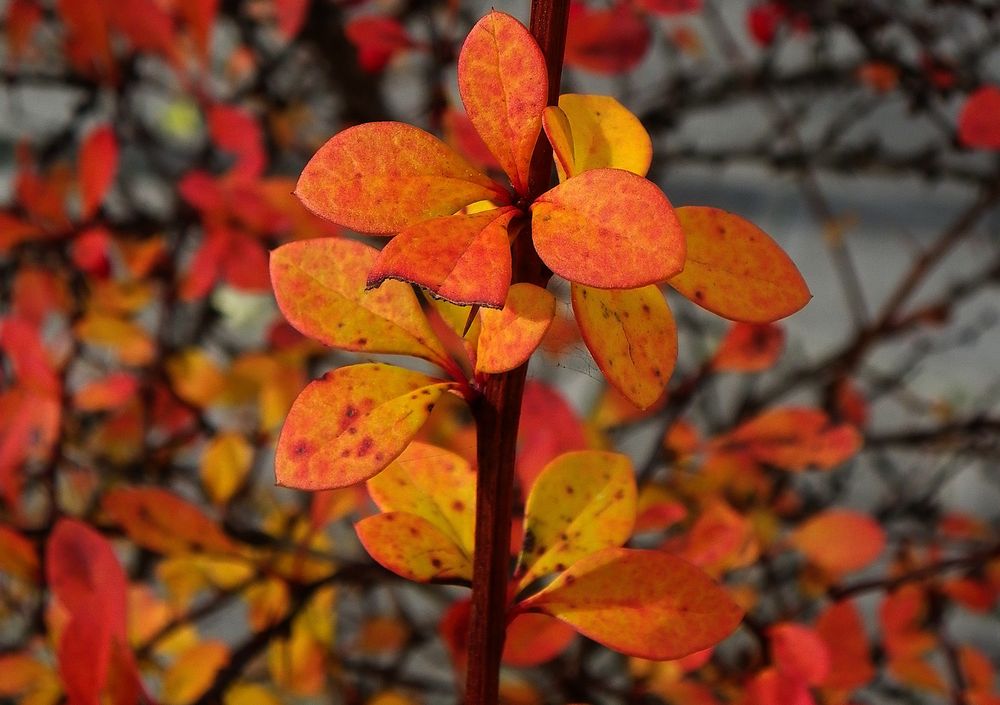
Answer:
[162, 641, 230, 705]
[477, 283, 556, 373]
[531, 169, 685, 288]
[270, 238, 451, 367]
[571, 283, 676, 409]
[542, 94, 651, 180]
[517, 450, 636, 589]
[457, 11, 547, 195]
[0, 526, 38, 583]
[368, 207, 519, 308]
[720, 407, 862, 471]
[503, 613, 577, 667]
[958, 86, 1000, 150]
[745, 667, 814, 705]
[712, 322, 785, 372]
[816, 601, 874, 690]
[295, 122, 506, 234]
[78, 125, 117, 219]
[791, 510, 885, 575]
[367, 441, 476, 555]
[769, 622, 830, 685]
[356, 512, 472, 582]
[275, 363, 457, 489]
[520, 547, 743, 659]
[0, 212, 45, 253]
[671, 207, 810, 322]
[666, 499, 758, 577]
[102, 487, 238, 555]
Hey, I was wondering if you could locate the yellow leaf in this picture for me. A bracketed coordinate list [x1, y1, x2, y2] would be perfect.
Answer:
[224, 684, 282, 705]
[356, 513, 472, 583]
[201, 432, 254, 505]
[162, 641, 230, 705]
[165, 348, 227, 408]
[75, 312, 154, 365]
[476, 283, 555, 373]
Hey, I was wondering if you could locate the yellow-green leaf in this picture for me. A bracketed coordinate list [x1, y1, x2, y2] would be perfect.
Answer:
[295, 122, 506, 234]
[476, 283, 555, 373]
[367, 441, 476, 555]
[571, 284, 676, 409]
[355, 512, 472, 583]
[270, 238, 450, 366]
[531, 169, 685, 288]
[275, 363, 457, 489]
[520, 548, 743, 660]
[670, 207, 811, 322]
[542, 94, 652, 181]
[367, 207, 519, 308]
[517, 451, 636, 590]
[458, 11, 547, 196]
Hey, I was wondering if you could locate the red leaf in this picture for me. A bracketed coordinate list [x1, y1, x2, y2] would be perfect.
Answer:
[6, 0, 43, 61]
[635, 0, 702, 15]
[345, 15, 414, 73]
[516, 381, 588, 492]
[769, 622, 830, 685]
[175, 0, 219, 62]
[958, 86, 1000, 150]
[275, 0, 310, 39]
[209, 105, 266, 179]
[565, 2, 650, 74]
[712, 322, 785, 372]
[816, 601, 875, 690]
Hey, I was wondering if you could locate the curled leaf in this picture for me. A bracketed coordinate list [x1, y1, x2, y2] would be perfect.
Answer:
[275, 364, 457, 489]
[295, 122, 506, 234]
[531, 169, 684, 289]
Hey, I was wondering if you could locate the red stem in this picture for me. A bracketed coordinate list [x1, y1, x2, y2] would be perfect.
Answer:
[463, 2, 569, 703]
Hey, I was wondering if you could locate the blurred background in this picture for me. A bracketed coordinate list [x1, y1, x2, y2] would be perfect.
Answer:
[1, 1, 999, 704]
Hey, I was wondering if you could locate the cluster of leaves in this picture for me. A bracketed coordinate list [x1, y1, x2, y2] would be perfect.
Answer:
[2, 1, 1000, 705]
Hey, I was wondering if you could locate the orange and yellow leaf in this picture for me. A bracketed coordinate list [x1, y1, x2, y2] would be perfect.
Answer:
[367, 207, 519, 308]
[275, 363, 457, 489]
[571, 284, 676, 409]
[520, 547, 743, 660]
[476, 283, 556, 373]
[270, 238, 450, 366]
[458, 11, 547, 195]
[517, 450, 637, 589]
[295, 122, 506, 234]
[355, 512, 472, 583]
[670, 207, 811, 322]
[531, 169, 685, 288]
[791, 510, 885, 576]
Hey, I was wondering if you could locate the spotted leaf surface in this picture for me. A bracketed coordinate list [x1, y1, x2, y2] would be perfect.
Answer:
[531, 169, 685, 288]
[517, 451, 636, 589]
[356, 512, 472, 583]
[476, 283, 556, 373]
[571, 284, 676, 409]
[367, 441, 476, 555]
[270, 238, 450, 366]
[542, 94, 651, 180]
[458, 11, 547, 195]
[275, 364, 457, 489]
[295, 122, 506, 234]
[367, 207, 519, 308]
[670, 207, 810, 322]
[521, 547, 743, 659]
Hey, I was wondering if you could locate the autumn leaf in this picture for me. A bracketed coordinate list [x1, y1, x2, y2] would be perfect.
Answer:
[519, 547, 743, 659]
[531, 168, 685, 288]
[295, 122, 507, 234]
[344, 15, 414, 73]
[564, 2, 651, 74]
[516, 381, 589, 492]
[356, 512, 473, 583]
[270, 238, 452, 367]
[275, 363, 458, 489]
[517, 450, 637, 589]
[791, 510, 885, 575]
[958, 86, 1000, 150]
[816, 601, 875, 690]
[542, 94, 652, 180]
[670, 207, 810, 322]
[367, 207, 521, 308]
[200, 432, 254, 505]
[769, 622, 830, 685]
[161, 641, 229, 705]
[712, 322, 785, 372]
[0, 526, 38, 583]
[571, 284, 676, 409]
[458, 11, 547, 195]
[477, 283, 556, 373]
[78, 125, 118, 219]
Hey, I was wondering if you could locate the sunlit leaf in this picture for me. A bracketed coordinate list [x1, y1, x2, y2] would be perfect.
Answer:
[532, 169, 684, 288]
[367, 441, 476, 554]
[356, 512, 472, 582]
[791, 510, 885, 575]
[542, 94, 651, 180]
[270, 238, 451, 366]
[571, 284, 676, 409]
[200, 432, 254, 505]
[368, 207, 519, 308]
[517, 451, 636, 589]
[477, 283, 555, 373]
[275, 363, 458, 489]
[670, 207, 811, 322]
[520, 547, 743, 659]
[295, 122, 506, 234]
[458, 11, 547, 195]
[162, 642, 229, 705]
